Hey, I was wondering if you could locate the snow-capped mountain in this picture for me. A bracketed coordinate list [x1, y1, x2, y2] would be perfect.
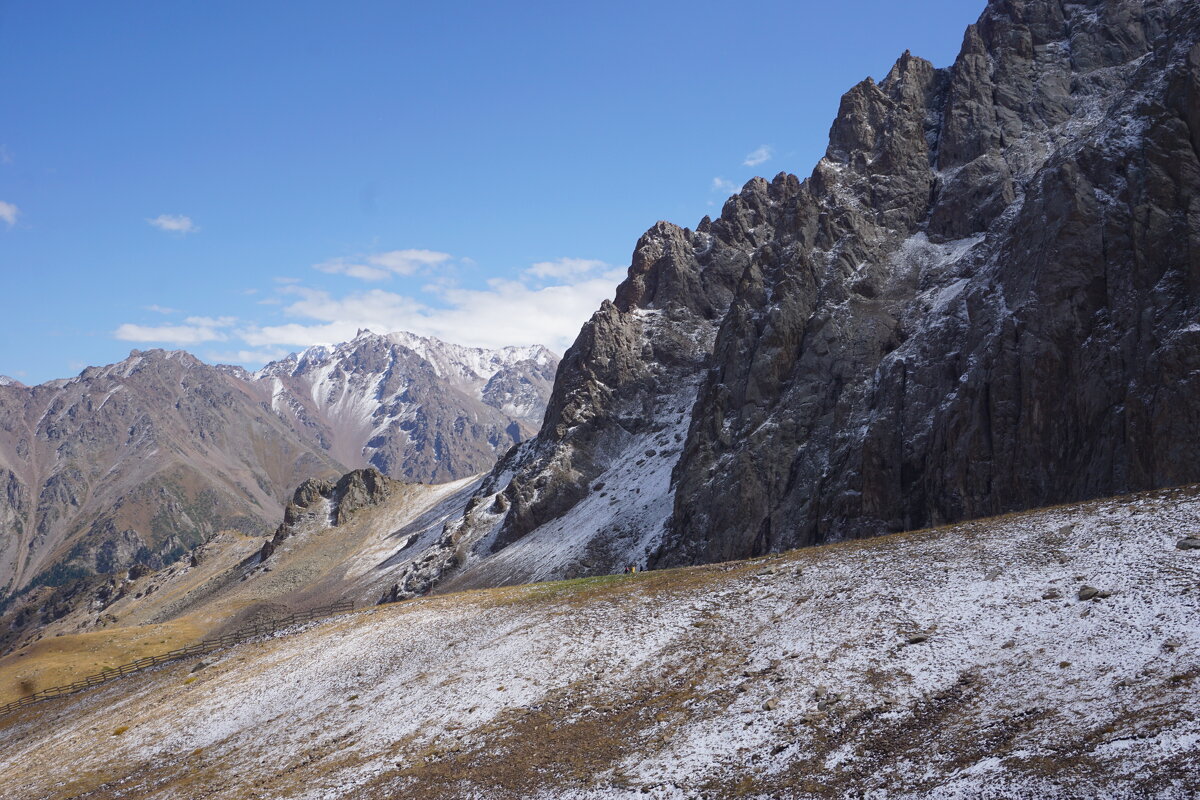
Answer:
[384, 0, 1200, 594]
[254, 330, 557, 483]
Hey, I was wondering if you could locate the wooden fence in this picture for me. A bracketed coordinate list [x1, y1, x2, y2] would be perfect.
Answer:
[0, 599, 354, 718]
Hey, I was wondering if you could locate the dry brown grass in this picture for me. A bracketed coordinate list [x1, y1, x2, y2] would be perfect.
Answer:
[0, 619, 203, 705]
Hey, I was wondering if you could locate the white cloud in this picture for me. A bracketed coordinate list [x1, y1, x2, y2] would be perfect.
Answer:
[0, 201, 19, 226]
[0, 145, 12, 165]
[743, 145, 774, 167]
[523, 258, 608, 281]
[148, 214, 199, 234]
[183, 315, 237, 327]
[313, 260, 390, 281]
[204, 347, 293, 366]
[114, 323, 228, 344]
[314, 249, 453, 281]
[711, 177, 740, 194]
[116, 251, 629, 365]
[143, 304, 179, 314]
[113, 316, 235, 345]
[235, 257, 627, 355]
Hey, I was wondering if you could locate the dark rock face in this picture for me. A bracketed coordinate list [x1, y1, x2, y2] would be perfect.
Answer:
[661, 0, 1200, 565]
[435, 0, 1200, 585]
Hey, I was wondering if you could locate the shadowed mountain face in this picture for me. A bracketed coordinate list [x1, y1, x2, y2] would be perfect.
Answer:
[0, 332, 557, 601]
[390, 0, 1200, 591]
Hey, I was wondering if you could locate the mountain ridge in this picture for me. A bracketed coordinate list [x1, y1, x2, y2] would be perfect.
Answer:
[0, 331, 557, 613]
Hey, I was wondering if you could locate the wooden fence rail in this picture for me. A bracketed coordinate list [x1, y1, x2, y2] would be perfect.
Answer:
[0, 600, 354, 718]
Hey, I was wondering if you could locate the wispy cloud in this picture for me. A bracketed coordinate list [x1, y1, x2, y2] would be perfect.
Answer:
[314, 249, 453, 281]
[0, 146, 12, 166]
[143, 304, 179, 315]
[113, 316, 236, 345]
[743, 145, 774, 167]
[523, 258, 608, 281]
[114, 249, 628, 364]
[147, 214, 199, 234]
[711, 177, 740, 194]
[0, 201, 19, 226]
[204, 347, 293, 366]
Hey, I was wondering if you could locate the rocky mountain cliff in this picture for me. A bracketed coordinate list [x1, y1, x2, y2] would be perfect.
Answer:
[0, 332, 557, 605]
[394, 0, 1200, 592]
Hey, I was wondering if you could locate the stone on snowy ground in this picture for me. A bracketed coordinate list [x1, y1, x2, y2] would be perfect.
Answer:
[907, 633, 930, 644]
[1177, 537, 1200, 550]
[1078, 586, 1101, 601]
[762, 697, 780, 711]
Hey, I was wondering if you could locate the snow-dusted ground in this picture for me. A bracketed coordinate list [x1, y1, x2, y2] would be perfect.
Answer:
[1, 486, 1198, 799]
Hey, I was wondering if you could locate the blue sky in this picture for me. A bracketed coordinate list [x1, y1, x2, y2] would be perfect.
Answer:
[0, 0, 983, 384]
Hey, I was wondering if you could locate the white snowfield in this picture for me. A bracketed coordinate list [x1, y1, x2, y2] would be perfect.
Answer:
[1, 486, 1198, 799]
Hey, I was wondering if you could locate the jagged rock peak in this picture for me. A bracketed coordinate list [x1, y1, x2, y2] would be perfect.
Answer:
[269, 467, 397, 555]
[421, 0, 1200, 590]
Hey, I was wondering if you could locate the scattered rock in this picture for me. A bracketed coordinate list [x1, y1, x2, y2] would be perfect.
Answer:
[190, 662, 208, 674]
[1041, 589, 1061, 600]
[1077, 586, 1100, 601]
[762, 697, 780, 711]
[1176, 538, 1200, 550]
[1163, 639, 1183, 652]
[906, 633, 930, 645]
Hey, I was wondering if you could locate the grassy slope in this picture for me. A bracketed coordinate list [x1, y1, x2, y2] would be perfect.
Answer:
[0, 478, 479, 705]
[0, 486, 1198, 798]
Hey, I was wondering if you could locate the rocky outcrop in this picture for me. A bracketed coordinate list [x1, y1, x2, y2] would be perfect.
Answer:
[423, 0, 1200, 587]
[263, 468, 396, 559]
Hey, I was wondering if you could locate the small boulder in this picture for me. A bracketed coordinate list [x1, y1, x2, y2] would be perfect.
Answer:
[190, 661, 208, 674]
[1077, 586, 1100, 601]
[906, 633, 930, 645]
[1176, 538, 1200, 550]
[762, 697, 780, 711]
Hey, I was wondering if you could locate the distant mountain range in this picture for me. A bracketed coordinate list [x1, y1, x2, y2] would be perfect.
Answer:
[0, 331, 557, 600]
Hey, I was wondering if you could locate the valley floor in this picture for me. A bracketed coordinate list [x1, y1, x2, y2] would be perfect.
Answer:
[1, 486, 1199, 798]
